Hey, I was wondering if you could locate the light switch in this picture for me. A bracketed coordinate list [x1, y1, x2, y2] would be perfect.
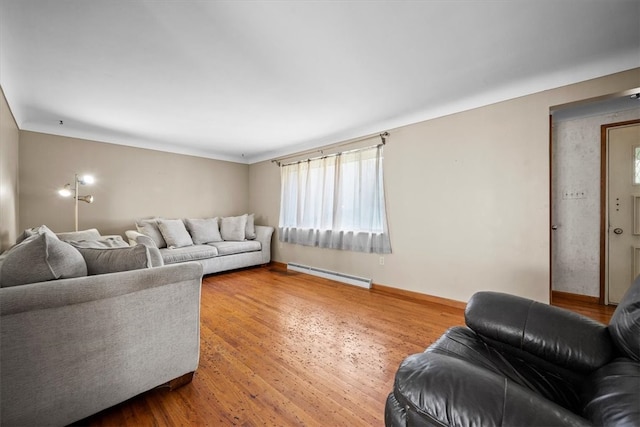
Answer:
[562, 190, 587, 200]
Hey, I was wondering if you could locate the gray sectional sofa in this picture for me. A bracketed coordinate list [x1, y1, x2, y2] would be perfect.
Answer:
[0, 216, 273, 425]
[0, 227, 203, 426]
[125, 214, 274, 275]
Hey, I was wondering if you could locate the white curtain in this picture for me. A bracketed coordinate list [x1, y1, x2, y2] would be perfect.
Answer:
[278, 145, 391, 254]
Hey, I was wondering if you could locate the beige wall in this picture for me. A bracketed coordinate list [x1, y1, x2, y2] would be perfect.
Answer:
[0, 87, 20, 252]
[9, 69, 640, 302]
[249, 68, 640, 304]
[19, 132, 249, 236]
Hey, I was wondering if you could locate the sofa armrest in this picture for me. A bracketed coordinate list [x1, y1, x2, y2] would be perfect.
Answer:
[0, 262, 201, 315]
[388, 352, 591, 427]
[255, 225, 274, 264]
[465, 292, 614, 371]
[125, 230, 148, 246]
[0, 262, 203, 426]
[125, 230, 163, 267]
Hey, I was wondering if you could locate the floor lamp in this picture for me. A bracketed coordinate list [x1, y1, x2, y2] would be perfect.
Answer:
[58, 174, 95, 231]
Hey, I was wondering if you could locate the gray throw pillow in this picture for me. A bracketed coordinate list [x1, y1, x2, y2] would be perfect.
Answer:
[245, 213, 256, 240]
[56, 228, 101, 242]
[0, 233, 87, 287]
[136, 218, 167, 248]
[75, 244, 151, 275]
[157, 219, 193, 248]
[15, 224, 58, 244]
[220, 214, 247, 241]
[184, 218, 222, 244]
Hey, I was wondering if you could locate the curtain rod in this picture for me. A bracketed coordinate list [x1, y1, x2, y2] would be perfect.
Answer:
[271, 131, 389, 167]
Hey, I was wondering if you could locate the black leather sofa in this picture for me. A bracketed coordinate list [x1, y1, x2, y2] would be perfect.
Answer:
[385, 277, 640, 426]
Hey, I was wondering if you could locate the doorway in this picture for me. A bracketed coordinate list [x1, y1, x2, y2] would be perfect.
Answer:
[602, 120, 640, 304]
[550, 92, 640, 305]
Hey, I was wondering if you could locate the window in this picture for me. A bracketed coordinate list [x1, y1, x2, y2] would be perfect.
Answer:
[278, 145, 391, 254]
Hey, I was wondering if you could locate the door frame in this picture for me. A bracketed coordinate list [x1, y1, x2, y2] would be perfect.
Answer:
[549, 114, 553, 303]
[600, 119, 640, 304]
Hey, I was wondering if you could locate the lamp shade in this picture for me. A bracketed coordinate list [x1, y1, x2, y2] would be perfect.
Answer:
[79, 175, 94, 185]
[58, 185, 72, 197]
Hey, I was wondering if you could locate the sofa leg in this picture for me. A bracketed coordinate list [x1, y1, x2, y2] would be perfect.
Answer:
[168, 372, 195, 390]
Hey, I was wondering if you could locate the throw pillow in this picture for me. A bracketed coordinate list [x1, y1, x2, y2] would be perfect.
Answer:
[56, 228, 101, 242]
[220, 214, 247, 241]
[0, 233, 87, 287]
[157, 219, 194, 249]
[245, 213, 256, 240]
[184, 218, 222, 244]
[15, 224, 58, 244]
[75, 244, 151, 275]
[136, 218, 167, 248]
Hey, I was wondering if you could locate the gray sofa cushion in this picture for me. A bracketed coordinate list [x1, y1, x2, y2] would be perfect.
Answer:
[157, 219, 193, 249]
[160, 245, 218, 264]
[0, 234, 87, 287]
[184, 218, 222, 244]
[220, 214, 247, 241]
[69, 238, 130, 249]
[209, 240, 261, 256]
[74, 244, 152, 275]
[136, 219, 167, 249]
[56, 228, 101, 242]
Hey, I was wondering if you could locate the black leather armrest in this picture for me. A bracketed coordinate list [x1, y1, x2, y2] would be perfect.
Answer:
[392, 352, 591, 427]
[465, 292, 614, 371]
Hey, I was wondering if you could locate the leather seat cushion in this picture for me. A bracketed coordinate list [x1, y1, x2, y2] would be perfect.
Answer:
[581, 358, 640, 426]
[390, 349, 588, 427]
[427, 326, 583, 412]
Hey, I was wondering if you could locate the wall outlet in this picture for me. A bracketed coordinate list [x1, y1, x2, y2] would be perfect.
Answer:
[379, 256, 384, 266]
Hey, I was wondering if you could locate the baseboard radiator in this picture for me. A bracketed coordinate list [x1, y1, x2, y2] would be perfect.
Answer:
[287, 262, 372, 289]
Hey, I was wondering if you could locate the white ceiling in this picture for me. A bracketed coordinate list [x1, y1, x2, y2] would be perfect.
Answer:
[1, 1, 639, 164]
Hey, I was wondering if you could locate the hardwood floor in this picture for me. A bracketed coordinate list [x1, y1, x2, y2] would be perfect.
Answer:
[81, 264, 613, 426]
[551, 293, 615, 324]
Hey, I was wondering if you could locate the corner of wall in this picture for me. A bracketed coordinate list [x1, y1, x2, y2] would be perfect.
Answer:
[0, 86, 20, 251]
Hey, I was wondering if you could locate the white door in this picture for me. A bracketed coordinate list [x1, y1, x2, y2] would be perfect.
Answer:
[608, 122, 640, 303]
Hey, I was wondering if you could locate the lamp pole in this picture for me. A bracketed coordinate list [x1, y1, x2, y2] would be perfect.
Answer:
[58, 173, 94, 231]
[74, 174, 79, 232]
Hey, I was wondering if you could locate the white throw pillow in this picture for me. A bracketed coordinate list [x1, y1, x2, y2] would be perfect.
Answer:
[220, 214, 248, 241]
[245, 213, 256, 240]
[135, 218, 167, 248]
[157, 219, 193, 249]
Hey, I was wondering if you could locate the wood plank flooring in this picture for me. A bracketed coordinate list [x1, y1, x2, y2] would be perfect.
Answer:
[551, 293, 615, 324]
[80, 264, 613, 426]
